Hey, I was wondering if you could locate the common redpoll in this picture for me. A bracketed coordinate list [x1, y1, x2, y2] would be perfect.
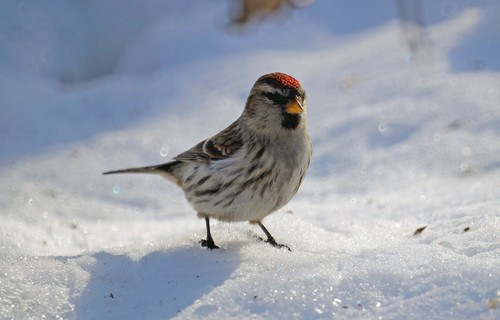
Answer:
[104, 72, 312, 250]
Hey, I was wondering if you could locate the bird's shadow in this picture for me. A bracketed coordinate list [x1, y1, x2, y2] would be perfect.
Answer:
[70, 244, 241, 319]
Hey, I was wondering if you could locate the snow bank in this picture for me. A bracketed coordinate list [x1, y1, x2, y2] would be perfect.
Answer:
[1, 1, 499, 319]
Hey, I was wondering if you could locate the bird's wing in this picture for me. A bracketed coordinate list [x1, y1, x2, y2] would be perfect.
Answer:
[175, 121, 243, 163]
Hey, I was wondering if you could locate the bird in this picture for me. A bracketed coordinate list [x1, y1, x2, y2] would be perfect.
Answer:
[103, 72, 312, 250]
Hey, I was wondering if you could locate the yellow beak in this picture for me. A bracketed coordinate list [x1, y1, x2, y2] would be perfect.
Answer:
[285, 99, 304, 115]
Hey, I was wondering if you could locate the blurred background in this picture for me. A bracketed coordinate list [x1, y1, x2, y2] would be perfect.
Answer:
[1, 0, 498, 84]
[1, 0, 499, 165]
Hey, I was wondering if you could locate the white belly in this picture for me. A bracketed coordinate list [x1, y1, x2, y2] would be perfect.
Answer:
[178, 139, 310, 222]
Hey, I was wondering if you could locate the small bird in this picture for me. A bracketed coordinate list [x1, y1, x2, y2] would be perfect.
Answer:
[103, 72, 312, 250]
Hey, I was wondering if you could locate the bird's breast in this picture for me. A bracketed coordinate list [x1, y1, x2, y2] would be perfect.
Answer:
[180, 133, 311, 222]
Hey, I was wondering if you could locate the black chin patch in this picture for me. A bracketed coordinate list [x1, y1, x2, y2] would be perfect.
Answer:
[281, 113, 301, 129]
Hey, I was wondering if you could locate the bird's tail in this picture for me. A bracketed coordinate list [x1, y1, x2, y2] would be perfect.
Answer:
[103, 161, 180, 176]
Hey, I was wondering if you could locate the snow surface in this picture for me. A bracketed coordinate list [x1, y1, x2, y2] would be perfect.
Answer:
[1, 1, 499, 319]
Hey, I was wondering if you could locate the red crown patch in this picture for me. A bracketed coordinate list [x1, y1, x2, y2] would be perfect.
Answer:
[273, 73, 301, 89]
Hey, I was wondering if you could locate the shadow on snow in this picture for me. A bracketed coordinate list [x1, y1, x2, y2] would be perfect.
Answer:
[72, 246, 240, 319]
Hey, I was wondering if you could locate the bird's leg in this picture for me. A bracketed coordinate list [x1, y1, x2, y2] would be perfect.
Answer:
[255, 221, 291, 251]
[200, 216, 219, 250]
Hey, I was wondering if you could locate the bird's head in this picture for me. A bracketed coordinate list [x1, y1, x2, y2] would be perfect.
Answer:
[243, 72, 307, 134]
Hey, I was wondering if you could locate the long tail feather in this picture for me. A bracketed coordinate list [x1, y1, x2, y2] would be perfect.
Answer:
[103, 166, 158, 175]
[102, 161, 180, 175]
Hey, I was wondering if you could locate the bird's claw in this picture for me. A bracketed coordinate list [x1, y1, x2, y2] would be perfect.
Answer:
[200, 239, 219, 250]
[256, 236, 292, 251]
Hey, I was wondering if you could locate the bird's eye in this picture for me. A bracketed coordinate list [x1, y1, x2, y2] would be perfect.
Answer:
[263, 92, 287, 106]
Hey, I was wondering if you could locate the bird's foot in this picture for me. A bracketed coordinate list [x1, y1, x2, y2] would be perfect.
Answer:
[200, 239, 219, 250]
[256, 236, 292, 251]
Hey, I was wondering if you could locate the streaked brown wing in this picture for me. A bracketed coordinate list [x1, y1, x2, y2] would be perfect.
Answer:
[174, 121, 243, 163]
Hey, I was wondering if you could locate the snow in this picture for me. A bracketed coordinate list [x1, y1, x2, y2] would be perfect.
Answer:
[1, 1, 499, 319]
